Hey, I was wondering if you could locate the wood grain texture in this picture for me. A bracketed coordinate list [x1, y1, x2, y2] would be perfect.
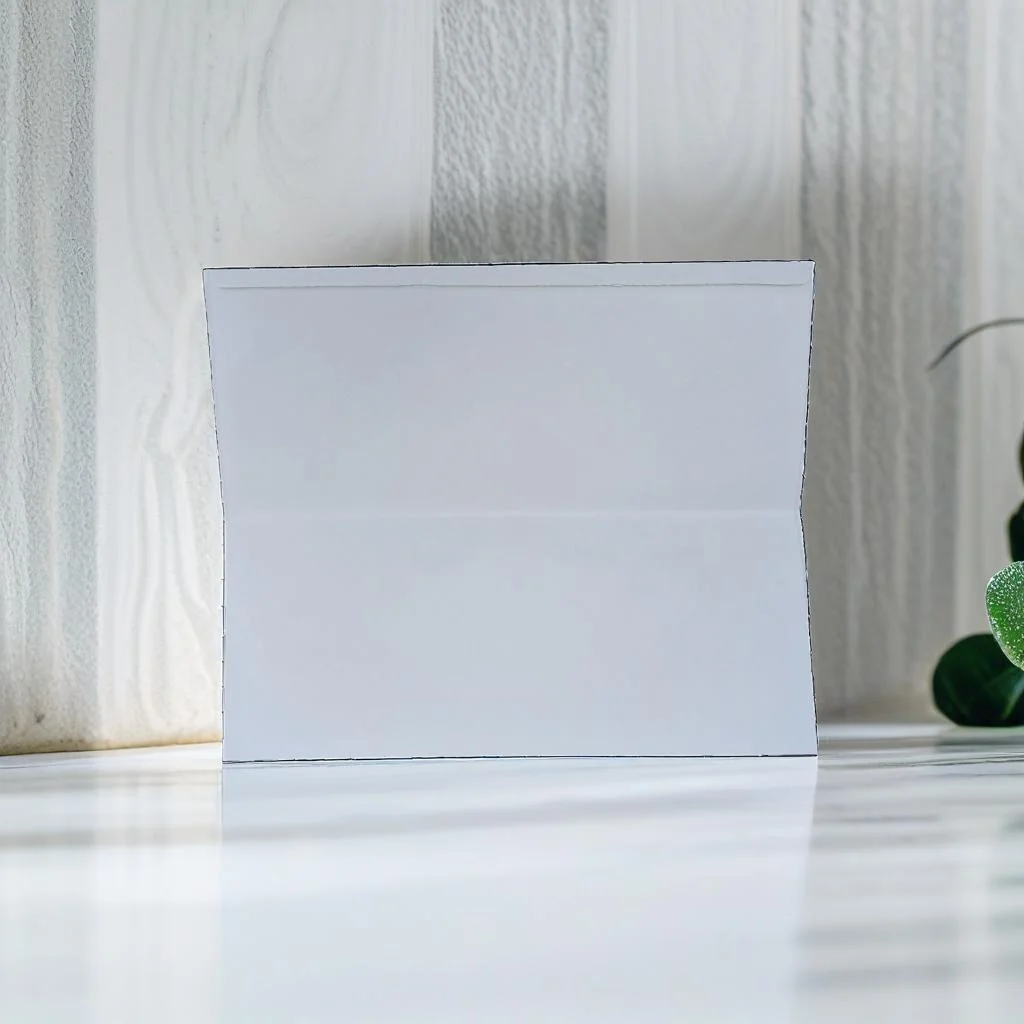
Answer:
[954, 0, 1024, 641]
[86, 0, 433, 752]
[801, 0, 970, 715]
[432, 0, 607, 263]
[0, 0, 97, 754]
[606, 0, 802, 261]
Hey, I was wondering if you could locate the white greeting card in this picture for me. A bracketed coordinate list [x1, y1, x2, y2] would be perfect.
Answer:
[204, 261, 816, 760]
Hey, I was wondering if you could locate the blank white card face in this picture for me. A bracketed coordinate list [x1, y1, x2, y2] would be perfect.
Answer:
[204, 262, 817, 760]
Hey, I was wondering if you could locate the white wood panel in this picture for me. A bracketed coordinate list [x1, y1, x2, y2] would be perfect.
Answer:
[606, 0, 801, 261]
[802, 0, 970, 716]
[0, 1, 97, 755]
[605, 0, 976, 718]
[432, 0, 608, 263]
[92, 0, 434, 749]
[956, 0, 1024, 638]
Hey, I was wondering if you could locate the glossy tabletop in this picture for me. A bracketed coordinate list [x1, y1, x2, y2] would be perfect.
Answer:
[2, 724, 1023, 1021]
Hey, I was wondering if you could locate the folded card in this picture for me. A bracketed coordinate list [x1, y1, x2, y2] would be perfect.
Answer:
[204, 261, 817, 760]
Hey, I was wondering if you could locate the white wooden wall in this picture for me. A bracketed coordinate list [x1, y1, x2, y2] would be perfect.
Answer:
[802, 0, 974, 717]
[93, 0, 434, 751]
[956, 0, 1024, 644]
[1, 0, 1018, 752]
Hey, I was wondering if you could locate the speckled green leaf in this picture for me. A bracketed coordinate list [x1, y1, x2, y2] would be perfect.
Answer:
[932, 633, 1024, 727]
[987, 562, 1024, 670]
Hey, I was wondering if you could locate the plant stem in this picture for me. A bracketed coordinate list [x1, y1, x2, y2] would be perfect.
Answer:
[928, 318, 1024, 371]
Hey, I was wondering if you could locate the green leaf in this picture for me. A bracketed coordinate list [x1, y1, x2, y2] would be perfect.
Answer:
[933, 633, 1024, 727]
[1010, 504, 1024, 562]
[987, 562, 1024, 670]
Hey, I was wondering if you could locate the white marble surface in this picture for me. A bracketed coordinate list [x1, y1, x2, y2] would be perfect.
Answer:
[2, 725, 1024, 1021]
